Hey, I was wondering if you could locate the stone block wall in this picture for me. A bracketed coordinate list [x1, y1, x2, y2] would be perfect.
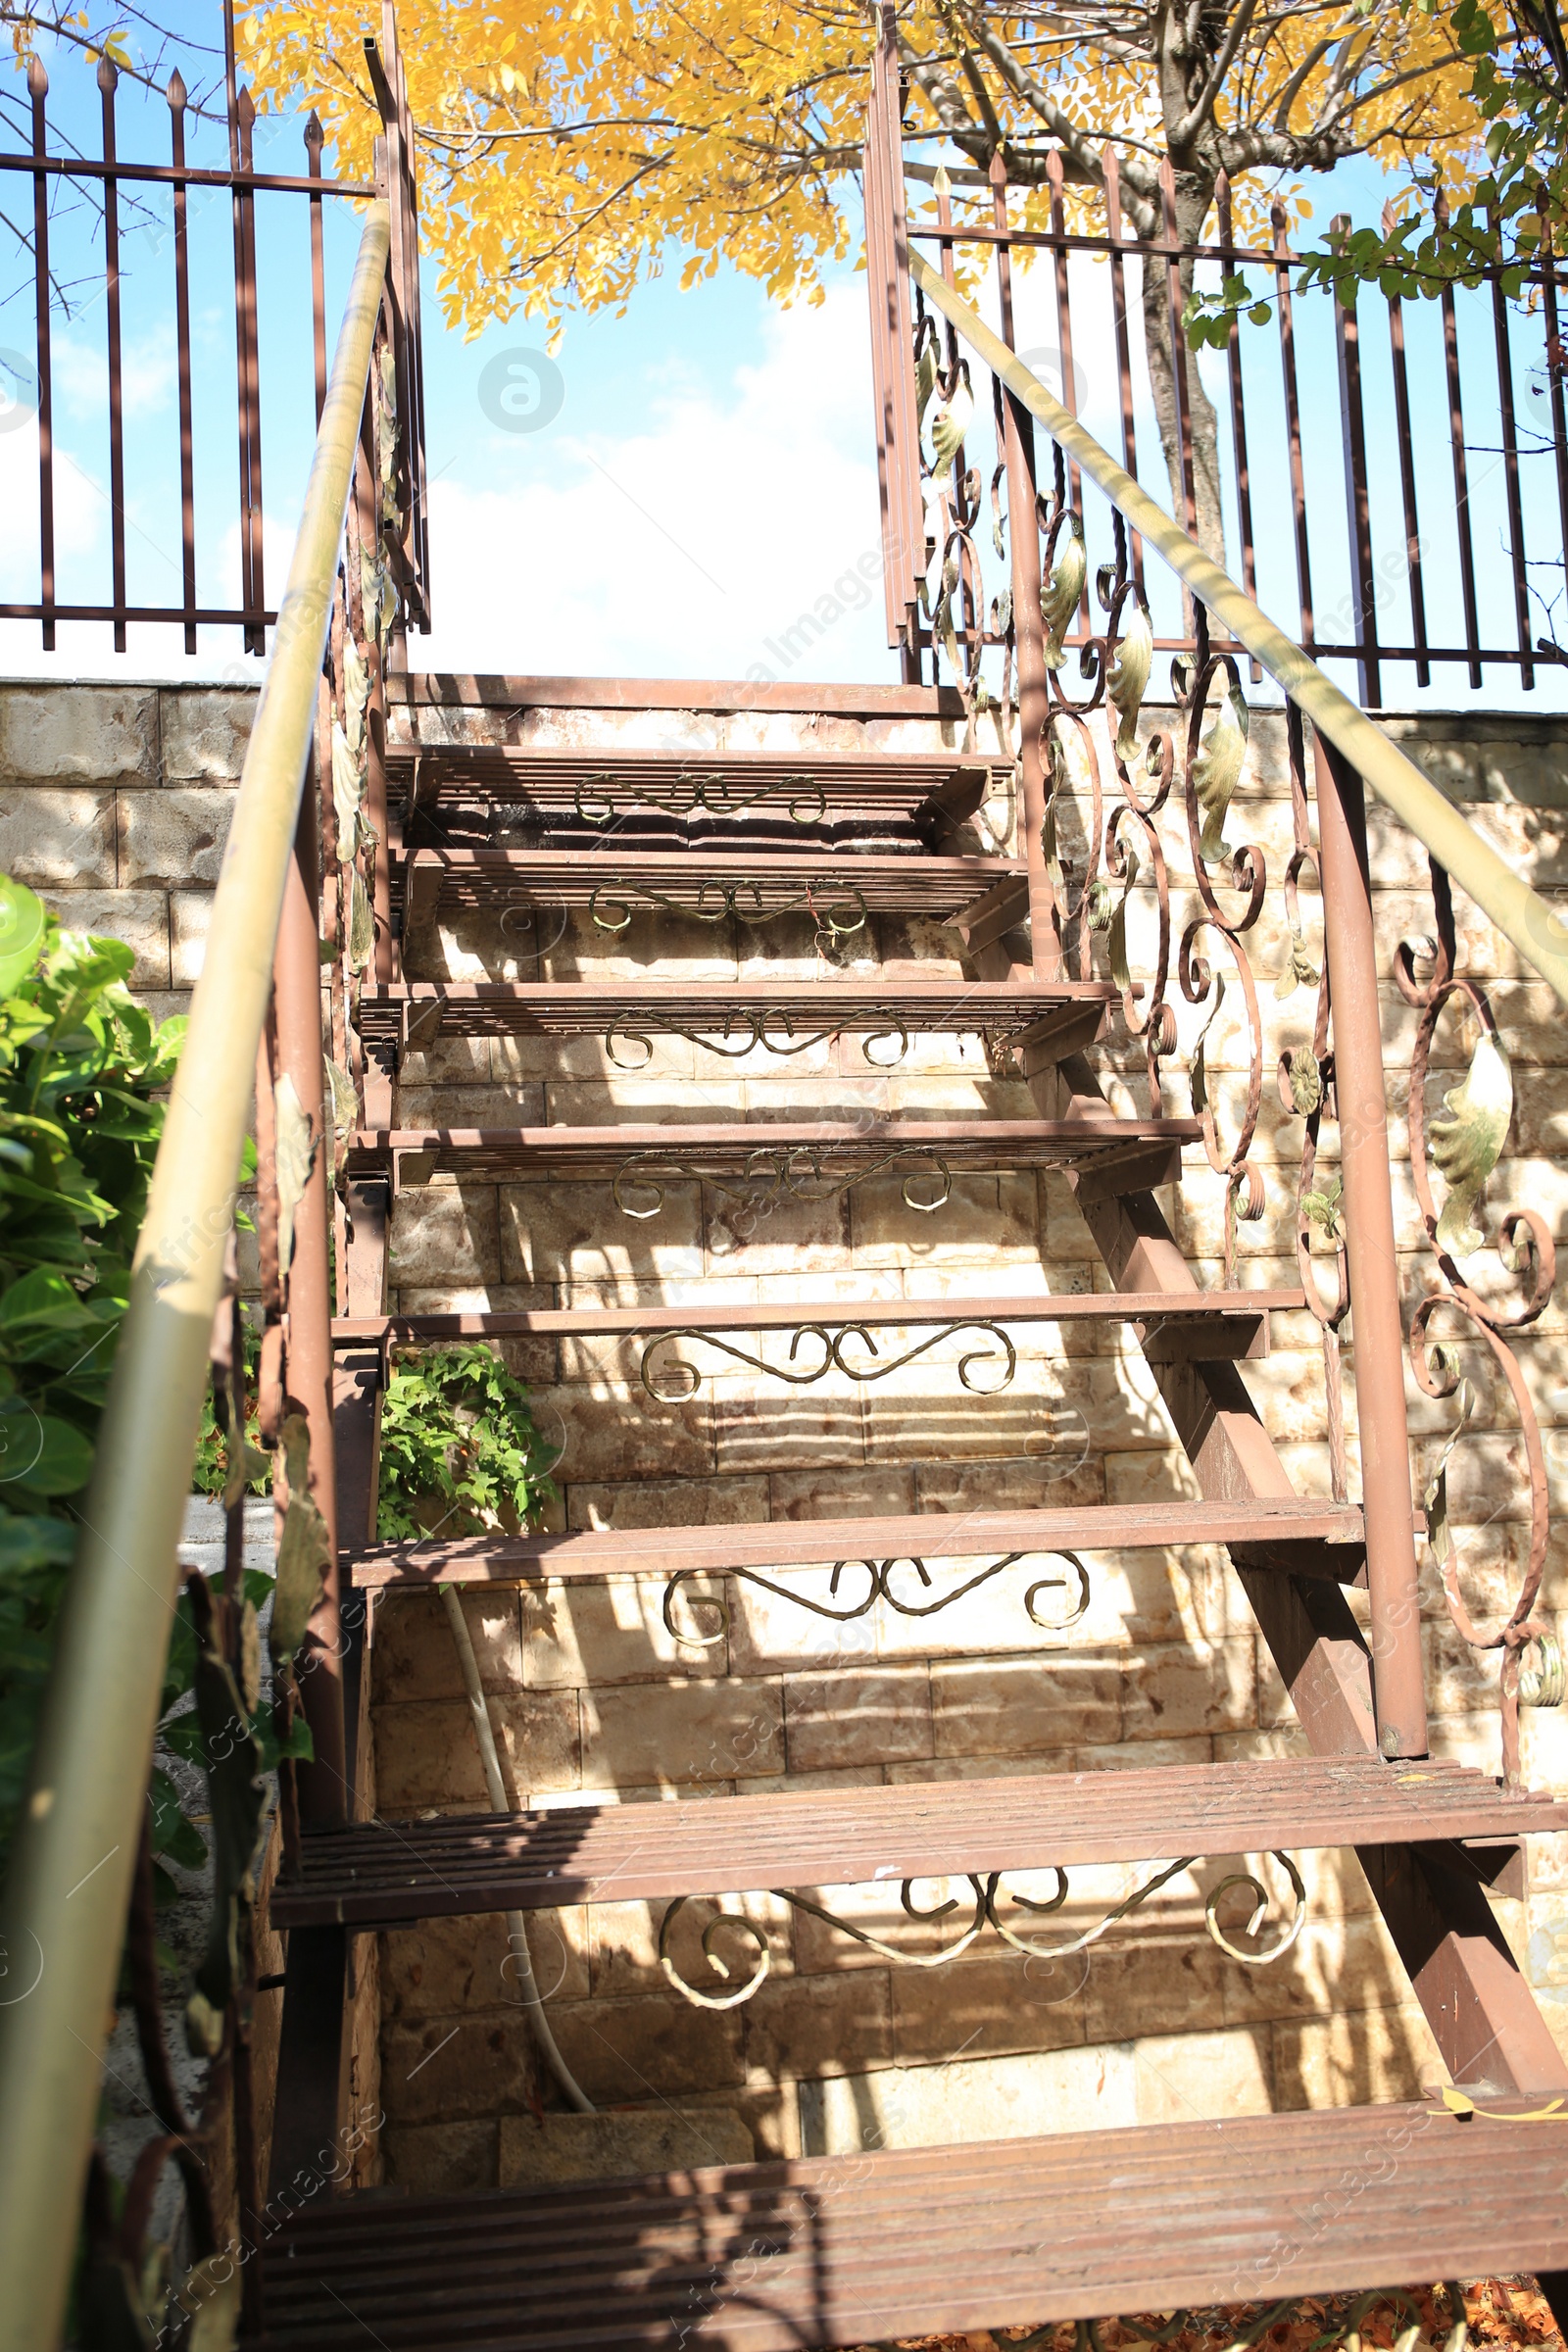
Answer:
[8, 677, 1568, 2189]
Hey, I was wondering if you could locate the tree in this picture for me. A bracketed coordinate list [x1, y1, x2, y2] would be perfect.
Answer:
[238, 0, 1482, 561]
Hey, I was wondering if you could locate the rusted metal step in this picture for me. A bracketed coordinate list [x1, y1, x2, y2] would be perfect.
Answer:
[268, 1754, 1556, 1929]
[348, 1114, 1198, 1202]
[346, 1494, 1365, 1591]
[392, 744, 997, 851]
[333, 1289, 1297, 1405]
[395, 846, 1027, 930]
[247, 2100, 1568, 2349]
[358, 978, 1109, 1059]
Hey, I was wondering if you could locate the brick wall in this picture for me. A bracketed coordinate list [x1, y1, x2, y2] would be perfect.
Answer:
[10, 679, 1567, 2191]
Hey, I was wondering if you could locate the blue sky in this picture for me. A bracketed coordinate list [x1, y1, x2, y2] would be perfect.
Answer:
[0, 14, 1560, 712]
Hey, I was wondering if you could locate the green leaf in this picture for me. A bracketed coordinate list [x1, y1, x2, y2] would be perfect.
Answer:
[0, 878, 47, 997]
[0, 1404, 93, 1495]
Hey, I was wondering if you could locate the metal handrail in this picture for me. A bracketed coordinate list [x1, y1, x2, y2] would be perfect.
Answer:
[0, 199, 391, 2352]
[908, 248, 1568, 1012]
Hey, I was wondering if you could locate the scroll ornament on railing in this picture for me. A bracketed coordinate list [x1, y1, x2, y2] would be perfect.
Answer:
[658, 1851, 1307, 2010]
[1397, 871, 1562, 1786]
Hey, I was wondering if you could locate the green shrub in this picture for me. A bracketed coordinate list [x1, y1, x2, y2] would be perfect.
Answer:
[0, 877, 189, 1877]
[375, 1342, 558, 1542]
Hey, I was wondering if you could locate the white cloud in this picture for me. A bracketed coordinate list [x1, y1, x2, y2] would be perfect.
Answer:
[416, 283, 895, 684]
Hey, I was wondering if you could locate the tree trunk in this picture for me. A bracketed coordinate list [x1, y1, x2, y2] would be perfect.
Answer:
[1140, 247, 1227, 573]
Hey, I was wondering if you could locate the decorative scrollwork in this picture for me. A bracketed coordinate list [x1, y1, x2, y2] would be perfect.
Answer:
[659, 1850, 1307, 2009]
[1398, 862, 1559, 1785]
[640, 1318, 1017, 1400]
[604, 1008, 915, 1071]
[661, 1551, 1092, 1647]
[612, 1145, 953, 1221]
[572, 770, 828, 830]
[587, 876, 868, 941]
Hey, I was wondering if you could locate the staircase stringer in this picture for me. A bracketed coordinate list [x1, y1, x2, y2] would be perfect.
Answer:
[975, 948, 1568, 2095]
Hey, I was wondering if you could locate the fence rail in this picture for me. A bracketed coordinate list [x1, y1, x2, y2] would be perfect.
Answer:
[0, 0, 427, 654]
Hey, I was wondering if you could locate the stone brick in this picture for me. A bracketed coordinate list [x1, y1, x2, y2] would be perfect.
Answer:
[170, 888, 216, 985]
[41, 887, 168, 986]
[544, 1990, 748, 2101]
[381, 2118, 498, 2192]
[740, 1967, 894, 2082]
[522, 1576, 729, 1687]
[381, 2009, 539, 2126]
[118, 787, 235, 886]
[0, 684, 156, 781]
[371, 1587, 522, 1704]
[891, 1948, 1088, 2064]
[1132, 2025, 1272, 2124]
[799, 2042, 1138, 2154]
[499, 2106, 754, 2187]
[581, 1678, 784, 1788]
[159, 687, 255, 780]
[1120, 1638, 1256, 1741]
[547, 1387, 712, 1485]
[1084, 1931, 1229, 2043]
[565, 1473, 769, 1533]
[500, 1178, 701, 1285]
[783, 1666, 932, 1771]
[0, 786, 115, 885]
[930, 1654, 1123, 1756]
[389, 1183, 501, 1286]
[1220, 1911, 1411, 2028]
[1271, 2003, 1442, 2109]
[372, 1690, 579, 1811]
[381, 1908, 588, 2021]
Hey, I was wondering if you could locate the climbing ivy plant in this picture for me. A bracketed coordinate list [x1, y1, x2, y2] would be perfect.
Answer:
[376, 1343, 559, 1542]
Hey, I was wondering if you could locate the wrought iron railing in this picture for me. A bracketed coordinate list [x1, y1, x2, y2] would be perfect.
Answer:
[0, 166, 405, 2346]
[864, 10, 1568, 1791]
[0, 0, 427, 653]
[868, 27, 1568, 703]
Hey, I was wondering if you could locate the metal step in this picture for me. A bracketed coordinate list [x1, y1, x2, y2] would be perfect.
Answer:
[349, 1115, 1198, 1201]
[358, 978, 1109, 1059]
[395, 846, 1027, 930]
[267, 1754, 1553, 1929]
[347, 1494, 1367, 1592]
[248, 2100, 1568, 2350]
[334, 1290, 1296, 1404]
[392, 744, 998, 852]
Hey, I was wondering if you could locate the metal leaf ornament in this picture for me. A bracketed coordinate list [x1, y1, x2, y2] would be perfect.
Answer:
[272, 1072, 318, 1282]
[331, 718, 364, 861]
[914, 325, 940, 431]
[1040, 514, 1087, 670]
[929, 364, 973, 484]
[1193, 674, 1250, 860]
[270, 1411, 331, 1667]
[1430, 1024, 1512, 1259]
[1106, 596, 1153, 761]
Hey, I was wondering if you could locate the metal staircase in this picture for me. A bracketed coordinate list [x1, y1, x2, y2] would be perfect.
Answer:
[255, 675, 1568, 2343]
[5, 6, 1568, 2343]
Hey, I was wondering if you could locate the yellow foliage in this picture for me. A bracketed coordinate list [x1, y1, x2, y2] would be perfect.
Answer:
[236, 1, 1484, 337]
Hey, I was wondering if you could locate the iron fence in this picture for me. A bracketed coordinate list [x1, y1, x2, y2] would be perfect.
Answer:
[869, 66, 1568, 704]
[0, 0, 427, 654]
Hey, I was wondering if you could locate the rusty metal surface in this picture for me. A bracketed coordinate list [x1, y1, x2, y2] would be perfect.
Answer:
[358, 977, 1109, 1057]
[246, 2102, 1568, 2350]
[348, 1495, 1369, 1591]
[343, 1113, 1201, 1194]
[395, 846, 1026, 926]
[332, 1283, 1285, 1343]
[268, 1754, 1568, 1931]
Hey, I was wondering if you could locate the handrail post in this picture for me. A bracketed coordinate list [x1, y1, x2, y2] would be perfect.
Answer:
[989, 154, 1059, 980]
[1312, 723, 1427, 1758]
[273, 748, 346, 1823]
